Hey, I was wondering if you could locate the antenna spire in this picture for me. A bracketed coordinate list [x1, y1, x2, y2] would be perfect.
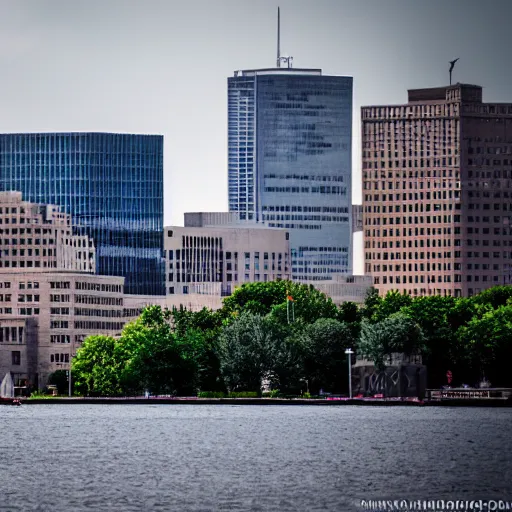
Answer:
[277, 7, 281, 68]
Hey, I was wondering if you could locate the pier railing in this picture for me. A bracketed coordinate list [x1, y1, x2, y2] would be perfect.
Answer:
[427, 388, 512, 400]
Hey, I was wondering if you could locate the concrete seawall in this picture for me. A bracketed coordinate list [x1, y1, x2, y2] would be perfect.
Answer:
[21, 397, 512, 407]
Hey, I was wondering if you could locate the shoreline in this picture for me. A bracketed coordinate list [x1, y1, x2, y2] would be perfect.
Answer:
[20, 397, 512, 407]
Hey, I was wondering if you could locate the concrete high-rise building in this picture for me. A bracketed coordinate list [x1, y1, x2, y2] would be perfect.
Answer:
[0, 133, 164, 295]
[362, 83, 512, 297]
[228, 68, 353, 281]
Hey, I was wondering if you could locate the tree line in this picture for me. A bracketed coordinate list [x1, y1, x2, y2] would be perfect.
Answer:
[69, 282, 512, 396]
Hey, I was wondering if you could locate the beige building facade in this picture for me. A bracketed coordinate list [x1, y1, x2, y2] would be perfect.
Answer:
[164, 224, 291, 297]
[362, 83, 512, 297]
[0, 193, 126, 389]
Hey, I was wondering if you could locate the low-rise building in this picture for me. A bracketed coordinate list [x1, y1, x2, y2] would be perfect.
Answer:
[164, 222, 291, 297]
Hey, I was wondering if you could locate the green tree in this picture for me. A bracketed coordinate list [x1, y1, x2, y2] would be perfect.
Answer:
[374, 290, 413, 322]
[361, 287, 381, 320]
[217, 311, 300, 392]
[458, 303, 512, 387]
[298, 318, 355, 393]
[337, 301, 363, 339]
[72, 335, 123, 396]
[222, 280, 338, 324]
[169, 306, 225, 392]
[358, 313, 425, 370]
[471, 285, 512, 310]
[398, 295, 479, 387]
[119, 306, 202, 395]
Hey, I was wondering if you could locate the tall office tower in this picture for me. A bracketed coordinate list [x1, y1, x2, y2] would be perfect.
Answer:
[0, 133, 164, 295]
[228, 68, 353, 280]
[362, 83, 512, 297]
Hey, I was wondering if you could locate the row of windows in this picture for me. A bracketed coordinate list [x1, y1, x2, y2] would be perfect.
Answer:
[361, 104, 463, 119]
[367, 251, 458, 260]
[51, 335, 70, 343]
[0, 207, 27, 214]
[74, 321, 125, 331]
[50, 307, 70, 315]
[467, 158, 512, 167]
[18, 308, 40, 315]
[50, 321, 69, 329]
[364, 158, 457, 170]
[374, 275, 500, 285]
[0, 238, 76, 249]
[50, 295, 70, 302]
[264, 215, 349, 223]
[364, 180, 459, 191]
[373, 263, 459, 272]
[365, 169, 459, 180]
[18, 282, 39, 290]
[75, 295, 123, 306]
[0, 260, 54, 268]
[50, 281, 70, 289]
[368, 226, 455, 236]
[296, 246, 348, 253]
[75, 282, 123, 293]
[74, 308, 123, 318]
[364, 193, 460, 204]
[263, 205, 349, 213]
[0, 326, 24, 343]
[0, 217, 48, 225]
[0, 227, 52, 235]
[18, 295, 40, 302]
[263, 174, 344, 182]
[365, 194, 459, 210]
[264, 186, 346, 195]
[267, 223, 322, 230]
[368, 238, 458, 249]
[50, 353, 70, 363]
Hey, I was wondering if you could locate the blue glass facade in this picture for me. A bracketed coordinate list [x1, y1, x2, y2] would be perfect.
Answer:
[0, 133, 164, 295]
[228, 69, 353, 280]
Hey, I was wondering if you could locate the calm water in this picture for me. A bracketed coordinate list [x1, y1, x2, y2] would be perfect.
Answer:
[1, 405, 511, 511]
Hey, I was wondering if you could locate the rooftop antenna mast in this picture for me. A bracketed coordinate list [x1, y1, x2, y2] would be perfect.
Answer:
[277, 7, 281, 67]
[276, 7, 293, 69]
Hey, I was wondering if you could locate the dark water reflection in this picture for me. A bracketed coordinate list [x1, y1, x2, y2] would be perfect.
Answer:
[1, 405, 511, 511]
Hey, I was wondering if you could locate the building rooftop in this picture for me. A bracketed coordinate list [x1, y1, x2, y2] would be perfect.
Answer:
[233, 68, 322, 77]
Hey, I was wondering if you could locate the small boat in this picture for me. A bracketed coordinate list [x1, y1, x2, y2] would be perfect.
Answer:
[0, 372, 21, 406]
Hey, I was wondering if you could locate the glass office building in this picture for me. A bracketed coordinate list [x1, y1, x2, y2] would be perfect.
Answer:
[0, 133, 164, 295]
[228, 69, 353, 280]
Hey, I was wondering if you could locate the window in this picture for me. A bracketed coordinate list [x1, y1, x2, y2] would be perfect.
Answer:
[12, 351, 21, 365]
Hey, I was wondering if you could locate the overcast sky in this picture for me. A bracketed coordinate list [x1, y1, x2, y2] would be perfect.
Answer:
[1, 0, 511, 272]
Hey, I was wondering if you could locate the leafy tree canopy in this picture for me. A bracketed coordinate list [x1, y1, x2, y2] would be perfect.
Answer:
[221, 280, 339, 324]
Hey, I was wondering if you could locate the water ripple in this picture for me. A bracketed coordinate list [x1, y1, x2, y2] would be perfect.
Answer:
[0, 405, 511, 511]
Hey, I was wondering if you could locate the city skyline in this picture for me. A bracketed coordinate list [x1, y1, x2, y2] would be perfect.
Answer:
[1, 0, 512, 276]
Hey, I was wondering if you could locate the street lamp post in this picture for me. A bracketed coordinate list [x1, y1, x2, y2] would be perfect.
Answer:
[57, 353, 74, 397]
[345, 348, 354, 399]
[68, 361, 72, 398]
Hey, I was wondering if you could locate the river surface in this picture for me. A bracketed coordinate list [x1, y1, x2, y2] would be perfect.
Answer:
[1, 405, 511, 511]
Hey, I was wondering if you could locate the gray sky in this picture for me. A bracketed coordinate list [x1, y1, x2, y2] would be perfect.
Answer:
[1, 0, 511, 273]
